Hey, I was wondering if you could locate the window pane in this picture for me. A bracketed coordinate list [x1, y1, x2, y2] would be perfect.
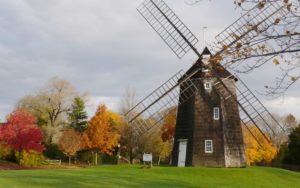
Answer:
[213, 107, 219, 120]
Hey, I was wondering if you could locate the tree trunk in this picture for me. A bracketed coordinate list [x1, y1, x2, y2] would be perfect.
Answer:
[18, 149, 22, 165]
[129, 156, 133, 164]
[68, 156, 71, 166]
[129, 148, 134, 164]
[158, 156, 161, 166]
[95, 152, 98, 166]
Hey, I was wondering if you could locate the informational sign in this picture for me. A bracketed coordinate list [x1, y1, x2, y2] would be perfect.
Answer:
[143, 153, 152, 162]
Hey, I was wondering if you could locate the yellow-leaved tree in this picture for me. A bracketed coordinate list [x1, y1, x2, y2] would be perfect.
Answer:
[83, 105, 119, 165]
[243, 124, 278, 166]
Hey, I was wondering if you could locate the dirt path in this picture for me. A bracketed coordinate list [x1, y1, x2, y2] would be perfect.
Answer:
[0, 163, 32, 170]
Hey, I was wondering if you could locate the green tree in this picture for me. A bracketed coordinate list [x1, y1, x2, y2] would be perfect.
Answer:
[284, 125, 300, 165]
[68, 97, 88, 133]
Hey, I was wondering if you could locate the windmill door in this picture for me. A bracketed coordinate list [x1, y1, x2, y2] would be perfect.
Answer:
[178, 139, 188, 167]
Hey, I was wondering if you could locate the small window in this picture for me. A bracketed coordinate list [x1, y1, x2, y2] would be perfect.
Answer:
[205, 140, 213, 153]
[204, 82, 211, 90]
[213, 107, 220, 120]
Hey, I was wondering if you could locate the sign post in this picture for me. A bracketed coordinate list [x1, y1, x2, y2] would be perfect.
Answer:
[143, 153, 153, 167]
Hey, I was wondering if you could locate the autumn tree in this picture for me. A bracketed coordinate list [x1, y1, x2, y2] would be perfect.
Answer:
[17, 77, 79, 143]
[58, 129, 82, 165]
[243, 124, 278, 166]
[0, 109, 44, 164]
[161, 107, 177, 143]
[119, 88, 140, 164]
[83, 105, 119, 165]
[283, 114, 298, 131]
[68, 97, 88, 133]
[140, 132, 172, 165]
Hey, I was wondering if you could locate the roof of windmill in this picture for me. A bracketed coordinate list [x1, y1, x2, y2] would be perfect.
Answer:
[200, 47, 211, 56]
[179, 47, 236, 81]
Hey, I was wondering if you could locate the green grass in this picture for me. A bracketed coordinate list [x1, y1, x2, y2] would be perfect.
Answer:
[0, 165, 300, 188]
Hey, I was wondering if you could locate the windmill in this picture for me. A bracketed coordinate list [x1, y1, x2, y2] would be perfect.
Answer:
[125, 0, 287, 167]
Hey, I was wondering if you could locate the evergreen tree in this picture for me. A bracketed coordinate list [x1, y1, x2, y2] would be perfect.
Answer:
[284, 125, 300, 165]
[68, 97, 88, 133]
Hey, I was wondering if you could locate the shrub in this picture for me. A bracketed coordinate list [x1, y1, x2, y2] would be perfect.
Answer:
[77, 150, 93, 164]
[101, 154, 118, 165]
[0, 145, 12, 160]
[16, 150, 44, 167]
[44, 144, 66, 161]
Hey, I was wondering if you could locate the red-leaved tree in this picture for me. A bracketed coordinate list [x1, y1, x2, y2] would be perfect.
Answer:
[0, 109, 44, 164]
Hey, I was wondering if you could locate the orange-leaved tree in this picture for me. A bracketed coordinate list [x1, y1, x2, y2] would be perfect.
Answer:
[243, 124, 278, 166]
[58, 129, 82, 165]
[161, 107, 176, 142]
[82, 105, 119, 165]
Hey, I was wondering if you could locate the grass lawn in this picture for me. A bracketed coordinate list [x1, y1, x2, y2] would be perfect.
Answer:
[0, 165, 300, 188]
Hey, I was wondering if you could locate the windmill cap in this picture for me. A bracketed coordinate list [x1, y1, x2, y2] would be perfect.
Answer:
[201, 47, 212, 57]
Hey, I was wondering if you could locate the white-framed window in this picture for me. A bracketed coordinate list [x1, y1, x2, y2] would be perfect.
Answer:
[213, 107, 220, 120]
[204, 82, 211, 90]
[205, 140, 213, 153]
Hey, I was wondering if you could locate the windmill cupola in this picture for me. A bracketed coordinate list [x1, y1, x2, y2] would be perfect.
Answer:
[201, 47, 212, 65]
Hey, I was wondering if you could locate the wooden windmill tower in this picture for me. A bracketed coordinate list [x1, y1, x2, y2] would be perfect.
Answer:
[126, 0, 287, 167]
[172, 48, 246, 167]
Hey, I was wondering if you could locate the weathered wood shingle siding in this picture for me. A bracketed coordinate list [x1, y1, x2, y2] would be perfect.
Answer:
[172, 60, 246, 167]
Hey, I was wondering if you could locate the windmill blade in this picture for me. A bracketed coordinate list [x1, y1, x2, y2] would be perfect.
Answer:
[213, 1, 286, 59]
[137, 0, 200, 59]
[235, 74, 286, 143]
[125, 68, 200, 136]
[213, 73, 285, 145]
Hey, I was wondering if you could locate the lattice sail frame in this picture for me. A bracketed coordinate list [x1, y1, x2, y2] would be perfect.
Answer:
[125, 69, 200, 136]
[212, 1, 289, 70]
[137, 0, 199, 59]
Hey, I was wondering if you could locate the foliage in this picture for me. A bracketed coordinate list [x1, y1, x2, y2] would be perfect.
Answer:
[58, 129, 82, 165]
[119, 125, 138, 164]
[0, 144, 13, 160]
[0, 109, 44, 164]
[107, 111, 126, 134]
[243, 125, 278, 166]
[118, 88, 140, 164]
[77, 150, 94, 164]
[140, 132, 172, 164]
[283, 125, 300, 165]
[68, 97, 88, 133]
[101, 154, 118, 165]
[161, 107, 176, 142]
[283, 114, 298, 131]
[17, 77, 79, 144]
[16, 150, 44, 167]
[0, 166, 300, 188]
[83, 105, 119, 164]
[43, 144, 66, 160]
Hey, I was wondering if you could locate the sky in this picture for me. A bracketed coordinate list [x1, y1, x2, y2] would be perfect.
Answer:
[0, 0, 299, 122]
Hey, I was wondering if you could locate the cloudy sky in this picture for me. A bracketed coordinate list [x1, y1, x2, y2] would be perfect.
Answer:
[0, 0, 299, 121]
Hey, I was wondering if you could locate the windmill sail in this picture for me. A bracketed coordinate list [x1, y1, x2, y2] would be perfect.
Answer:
[213, 1, 287, 68]
[213, 73, 285, 146]
[125, 69, 200, 136]
[137, 0, 199, 58]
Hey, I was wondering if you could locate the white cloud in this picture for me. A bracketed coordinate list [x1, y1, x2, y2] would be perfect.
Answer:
[86, 96, 120, 118]
[263, 97, 300, 121]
